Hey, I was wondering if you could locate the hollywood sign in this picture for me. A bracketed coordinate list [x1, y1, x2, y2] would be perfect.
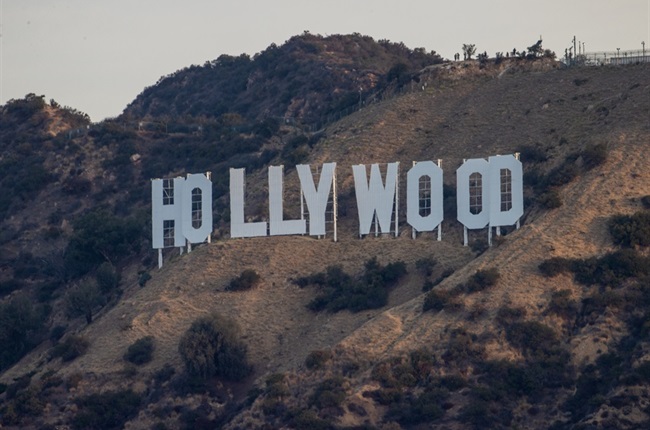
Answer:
[151, 154, 523, 267]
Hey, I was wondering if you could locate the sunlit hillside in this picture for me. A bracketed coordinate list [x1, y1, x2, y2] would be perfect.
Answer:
[1, 34, 649, 429]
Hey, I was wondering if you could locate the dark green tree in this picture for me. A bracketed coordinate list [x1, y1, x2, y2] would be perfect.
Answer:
[64, 210, 142, 278]
[462, 44, 477, 60]
[65, 282, 103, 324]
[178, 313, 252, 381]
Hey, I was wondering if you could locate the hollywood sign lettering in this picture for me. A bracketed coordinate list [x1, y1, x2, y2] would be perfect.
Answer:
[151, 154, 523, 267]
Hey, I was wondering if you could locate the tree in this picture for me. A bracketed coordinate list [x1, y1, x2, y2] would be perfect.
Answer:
[64, 210, 142, 279]
[95, 262, 120, 294]
[178, 313, 252, 381]
[65, 282, 103, 324]
[462, 44, 477, 60]
[0, 294, 48, 370]
[527, 39, 544, 58]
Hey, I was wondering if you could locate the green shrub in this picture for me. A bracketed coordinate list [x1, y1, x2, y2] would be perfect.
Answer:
[96, 262, 120, 293]
[72, 389, 141, 430]
[305, 349, 332, 370]
[227, 269, 261, 291]
[538, 190, 563, 209]
[49, 325, 67, 342]
[291, 409, 332, 430]
[178, 313, 252, 381]
[304, 258, 407, 313]
[460, 268, 500, 293]
[571, 249, 649, 286]
[504, 322, 572, 388]
[505, 321, 558, 354]
[310, 376, 346, 410]
[65, 282, 103, 324]
[124, 336, 155, 365]
[64, 210, 142, 279]
[520, 145, 548, 163]
[470, 239, 489, 254]
[0, 279, 24, 297]
[51, 335, 89, 362]
[547, 289, 578, 319]
[539, 257, 572, 277]
[609, 212, 650, 247]
[384, 387, 447, 425]
[0, 295, 49, 371]
[423, 268, 454, 292]
[544, 163, 579, 187]
[415, 257, 437, 277]
[495, 306, 527, 326]
[423, 289, 451, 312]
[641, 195, 650, 209]
[138, 271, 152, 287]
[442, 329, 485, 367]
[581, 143, 608, 169]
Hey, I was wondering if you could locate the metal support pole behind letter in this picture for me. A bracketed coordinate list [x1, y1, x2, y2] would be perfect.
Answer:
[158, 249, 163, 269]
[332, 169, 338, 242]
[395, 162, 399, 238]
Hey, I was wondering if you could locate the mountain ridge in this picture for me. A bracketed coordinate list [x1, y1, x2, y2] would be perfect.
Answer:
[0, 34, 649, 429]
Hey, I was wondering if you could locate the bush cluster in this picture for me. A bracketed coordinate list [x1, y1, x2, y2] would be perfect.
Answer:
[461, 268, 500, 293]
[527, 144, 610, 211]
[64, 210, 142, 279]
[72, 389, 141, 430]
[0, 295, 49, 371]
[226, 269, 261, 291]
[540, 249, 648, 286]
[608, 211, 650, 247]
[50, 335, 89, 362]
[178, 313, 252, 381]
[124, 336, 155, 365]
[366, 349, 458, 426]
[547, 290, 578, 319]
[298, 257, 407, 313]
[538, 257, 572, 277]
[305, 349, 332, 370]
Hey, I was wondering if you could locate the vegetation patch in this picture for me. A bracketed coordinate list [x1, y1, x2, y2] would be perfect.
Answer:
[609, 211, 650, 247]
[226, 269, 261, 291]
[297, 257, 407, 312]
[72, 389, 141, 430]
[178, 313, 252, 381]
[124, 336, 155, 365]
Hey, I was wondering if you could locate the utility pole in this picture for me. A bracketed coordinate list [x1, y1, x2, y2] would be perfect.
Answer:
[573, 36, 577, 60]
[643, 41, 646, 59]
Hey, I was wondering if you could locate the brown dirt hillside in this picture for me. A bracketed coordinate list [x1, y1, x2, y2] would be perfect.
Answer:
[2, 62, 649, 429]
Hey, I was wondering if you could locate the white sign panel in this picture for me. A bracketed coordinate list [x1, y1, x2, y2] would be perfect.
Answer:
[269, 165, 306, 236]
[230, 168, 267, 238]
[406, 161, 444, 232]
[352, 163, 399, 236]
[456, 155, 523, 231]
[297, 163, 336, 236]
[152, 174, 212, 248]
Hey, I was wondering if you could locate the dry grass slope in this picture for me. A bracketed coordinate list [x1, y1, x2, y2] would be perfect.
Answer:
[2, 61, 649, 429]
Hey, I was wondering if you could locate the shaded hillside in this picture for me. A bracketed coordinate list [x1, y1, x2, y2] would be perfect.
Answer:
[123, 33, 443, 125]
[1, 40, 649, 429]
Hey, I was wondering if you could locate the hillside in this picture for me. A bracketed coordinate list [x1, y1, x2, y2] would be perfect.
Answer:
[1, 34, 650, 429]
[123, 32, 443, 125]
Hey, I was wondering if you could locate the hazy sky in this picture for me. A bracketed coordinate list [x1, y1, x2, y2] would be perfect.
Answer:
[2, 0, 649, 121]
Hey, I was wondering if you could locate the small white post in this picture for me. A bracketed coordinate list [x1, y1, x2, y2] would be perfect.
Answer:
[158, 249, 163, 269]
[463, 226, 468, 246]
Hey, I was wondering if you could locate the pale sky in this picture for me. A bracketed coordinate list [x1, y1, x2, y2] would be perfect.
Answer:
[2, 0, 649, 122]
